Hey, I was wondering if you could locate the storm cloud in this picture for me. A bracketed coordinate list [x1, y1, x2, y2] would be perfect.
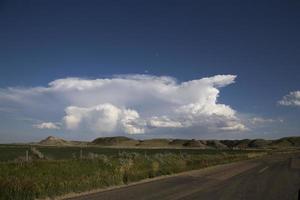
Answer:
[0, 74, 247, 136]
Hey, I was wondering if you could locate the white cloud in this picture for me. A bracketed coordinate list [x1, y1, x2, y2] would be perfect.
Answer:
[63, 104, 119, 132]
[147, 116, 183, 128]
[250, 117, 283, 124]
[33, 122, 61, 130]
[120, 109, 145, 134]
[0, 74, 248, 136]
[218, 121, 248, 132]
[63, 104, 144, 134]
[278, 91, 300, 106]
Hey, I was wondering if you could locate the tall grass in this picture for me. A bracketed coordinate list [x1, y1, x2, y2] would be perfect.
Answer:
[0, 151, 264, 200]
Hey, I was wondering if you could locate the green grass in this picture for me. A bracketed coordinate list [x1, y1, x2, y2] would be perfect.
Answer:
[0, 145, 31, 162]
[0, 145, 266, 200]
[37, 146, 254, 159]
[0, 144, 254, 161]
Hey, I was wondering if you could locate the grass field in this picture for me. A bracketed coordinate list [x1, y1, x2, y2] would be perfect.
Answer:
[0, 144, 258, 161]
[0, 144, 267, 200]
[0, 145, 31, 162]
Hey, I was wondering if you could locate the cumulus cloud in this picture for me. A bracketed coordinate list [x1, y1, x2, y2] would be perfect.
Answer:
[147, 116, 183, 128]
[0, 74, 247, 136]
[63, 104, 144, 134]
[218, 121, 248, 131]
[278, 91, 300, 106]
[33, 122, 61, 130]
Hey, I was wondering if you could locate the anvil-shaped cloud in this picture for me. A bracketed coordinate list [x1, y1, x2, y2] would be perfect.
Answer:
[0, 74, 247, 135]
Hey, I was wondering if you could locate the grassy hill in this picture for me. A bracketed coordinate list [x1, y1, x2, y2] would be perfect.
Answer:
[36, 135, 300, 149]
[169, 139, 189, 147]
[270, 137, 300, 148]
[183, 140, 206, 148]
[248, 139, 272, 148]
[39, 136, 71, 146]
[39, 136, 88, 146]
[138, 139, 171, 147]
[91, 136, 139, 146]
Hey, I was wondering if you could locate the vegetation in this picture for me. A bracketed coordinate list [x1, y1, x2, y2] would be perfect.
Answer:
[0, 144, 258, 161]
[91, 136, 138, 146]
[0, 145, 30, 162]
[1, 135, 298, 199]
[0, 145, 266, 200]
[38, 135, 300, 149]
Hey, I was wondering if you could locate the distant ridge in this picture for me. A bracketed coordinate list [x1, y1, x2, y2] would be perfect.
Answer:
[183, 139, 206, 148]
[38, 136, 88, 146]
[39, 136, 70, 146]
[37, 136, 300, 149]
[91, 136, 138, 146]
[138, 139, 171, 147]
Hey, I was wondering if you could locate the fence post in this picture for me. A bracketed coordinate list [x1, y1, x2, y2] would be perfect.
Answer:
[26, 150, 29, 162]
[80, 149, 83, 160]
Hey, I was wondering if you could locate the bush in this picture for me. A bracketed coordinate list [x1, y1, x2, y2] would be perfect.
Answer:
[0, 178, 37, 200]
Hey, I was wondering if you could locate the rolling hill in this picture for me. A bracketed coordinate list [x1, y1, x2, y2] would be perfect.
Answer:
[37, 135, 300, 149]
[91, 136, 139, 146]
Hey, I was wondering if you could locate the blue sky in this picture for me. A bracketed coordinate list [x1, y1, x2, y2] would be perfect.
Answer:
[0, 0, 299, 142]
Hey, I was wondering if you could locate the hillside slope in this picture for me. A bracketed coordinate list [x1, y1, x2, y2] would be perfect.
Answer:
[37, 136, 300, 149]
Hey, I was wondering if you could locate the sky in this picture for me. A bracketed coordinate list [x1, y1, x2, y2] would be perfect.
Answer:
[0, 0, 299, 142]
